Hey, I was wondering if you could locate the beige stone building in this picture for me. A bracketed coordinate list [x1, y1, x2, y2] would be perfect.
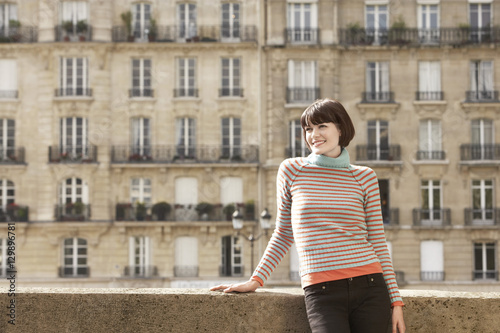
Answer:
[0, 0, 499, 291]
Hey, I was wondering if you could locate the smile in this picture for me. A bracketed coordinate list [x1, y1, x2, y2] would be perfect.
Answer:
[312, 141, 326, 147]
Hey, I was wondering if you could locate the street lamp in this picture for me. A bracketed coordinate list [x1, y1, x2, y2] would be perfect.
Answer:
[231, 208, 272, 270]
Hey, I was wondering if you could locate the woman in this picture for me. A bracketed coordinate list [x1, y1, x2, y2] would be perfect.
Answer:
[211, 99, 405, 333]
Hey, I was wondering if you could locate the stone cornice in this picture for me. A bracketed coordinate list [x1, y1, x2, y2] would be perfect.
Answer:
[355, 102, 401, 120]
[460, 102, 500, 119]
[413, 100, 448, 118]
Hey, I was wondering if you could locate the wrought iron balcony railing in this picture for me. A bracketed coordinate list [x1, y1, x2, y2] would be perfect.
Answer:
[55, 24, 92, 42]
[0, 26, 37, 43]
[55, 88, 93, 98]
[361, 91, 395, 103]
[382, 208, 399, 226]
[0, 147, 25, 164]
[219, 88, 244, 98]
[0, 90, 18, 99]
[174, 88, 199, 98]
[285, 147, 309, 158]
[413, 208, 451, 227]
[0, 205, 29, 222]
[219, 265, 244, 277]
[287, 88, 320, 104]
[129, 88, 154, 98]
[49, 145, 98, 163]
[465, 90, 499, 102]
[174, 265, 199, 278]
[285, 28, 319, 44]
[58, 266, 90, 278]
[421, 271, 445, 281]
[123, 265, 158, 278]
[356, 145, 401, 162]
[416, 150, 446, 161]
[55, 203, 91, 221]
[460, 144, 500, 161]
[415, 91, 444, 101]
[473, 270, 498, 280]
[464, 208, 500, 226]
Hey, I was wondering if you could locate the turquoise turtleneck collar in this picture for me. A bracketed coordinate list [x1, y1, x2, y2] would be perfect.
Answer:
[306, 148, 351, 168]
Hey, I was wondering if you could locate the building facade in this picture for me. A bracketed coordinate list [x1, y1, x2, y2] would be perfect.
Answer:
[0, 0, 499, 290]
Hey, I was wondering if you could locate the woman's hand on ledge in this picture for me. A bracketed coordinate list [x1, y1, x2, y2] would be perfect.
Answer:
[210, 280, 260, 293]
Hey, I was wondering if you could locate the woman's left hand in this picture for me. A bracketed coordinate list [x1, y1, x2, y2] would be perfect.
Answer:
[392, 305, 405, 333]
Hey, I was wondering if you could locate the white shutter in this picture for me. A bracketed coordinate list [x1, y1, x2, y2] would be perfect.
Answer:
[0, 60, 16, 91]
[82, 180, 89, 204]
[420, 240, 444, 273]
[175, 177, 198, 205]
[220, 177, 243, 205]
[175, 237, 198, 267]
[418, 62, 429, 92]
[380, 62, 389, 92]
[288, 60, 295, 87]
[128, 237, 135, 267]
[481, 61, 493, 91]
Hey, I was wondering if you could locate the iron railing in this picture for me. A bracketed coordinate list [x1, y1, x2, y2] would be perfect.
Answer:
[356, 145, 401, 161]
[285, 28, 319, 44]
[416, 150, 446, 160]
[219, 265, 244, 277]
[415, 91, 444, 101]
[382, 208, 399, 226]
[55, 88, 93, 97]
[361, 91, 395, 103]
[55, 204, 91, 221]
[123, 265, 158, 278]
[421, 271, 445, 281]
[54, 24, 92, 42]
[413, 208, 451, 227]
[219, 88, 244, 98]
[49, 145, 98, 163]
[129, 88, 154, 98]
[0, 147, 25, 164]
[473, 270, 498, 280]
[464, 208, 500, 226]
[58, 266, 90, 278]
[465, 90, 499, 102]
[0, 205, 29, 222]
[285, 147, 309, 158]
[460, 144, 500, 161]
[0, 91, 18, 99]
[174, 265, 199, 278]
[174, 88, 199, 98]
[286, 88, 320, 104]
[0, 26, 37, 43]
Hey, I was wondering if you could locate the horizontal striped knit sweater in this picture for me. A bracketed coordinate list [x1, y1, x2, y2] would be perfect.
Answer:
[251, 149, 403, 306]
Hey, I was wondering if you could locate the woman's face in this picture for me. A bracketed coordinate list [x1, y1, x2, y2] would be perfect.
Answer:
[304, 122, 342, 158]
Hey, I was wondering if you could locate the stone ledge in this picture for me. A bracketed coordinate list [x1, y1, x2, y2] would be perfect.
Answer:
[0, 288, 499, 332]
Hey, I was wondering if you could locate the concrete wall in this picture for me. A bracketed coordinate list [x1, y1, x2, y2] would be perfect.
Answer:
[1, 288, 499, 332]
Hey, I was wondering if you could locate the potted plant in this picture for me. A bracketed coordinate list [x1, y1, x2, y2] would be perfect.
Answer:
[62, 20, 74, 33]
[8, 19, 21, 42]
[116, 203, 132, 221]
[458, 23, 471, 44]
[73, 201, 85, 215]
[222, 203, 235, 221]
[148, 18, 157, 42]
[346, 22, 362, 44]
[244, 200, 255, 220]
[195, 202, 214, 220]
[77, 19, 88, 41]
[152, 201, 171, 220]
[121, 10, 134, 42]
[135, 202, 147, 220]
[390, 16, 408, 45]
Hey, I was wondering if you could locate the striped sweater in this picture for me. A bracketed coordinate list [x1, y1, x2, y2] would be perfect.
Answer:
[251, 149, 403, 306]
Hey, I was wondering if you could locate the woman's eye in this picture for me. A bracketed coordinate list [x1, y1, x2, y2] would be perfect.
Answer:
[305, 127, 312, 132]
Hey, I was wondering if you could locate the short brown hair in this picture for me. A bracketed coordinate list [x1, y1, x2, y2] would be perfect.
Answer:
[300, 99, 355, 148]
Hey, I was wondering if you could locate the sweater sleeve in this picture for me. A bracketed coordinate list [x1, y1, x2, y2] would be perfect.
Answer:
[250, 159, 297, 286]
[361, 168, 404, 306]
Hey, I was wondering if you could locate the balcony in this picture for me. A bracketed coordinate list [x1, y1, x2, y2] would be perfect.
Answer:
[0, 204, 29, 222]
[49, 146, 98, 163]
[285, 147, 309, 158]
[55, 24, 92, 42]
[465, 90, 499, 103]
[123, 266, 158, 278]
[174, 265, 199, 278]
[219, 88, 244, 98]
[382, 208, 399, 226]
[421, 271, 445, 281]
[413, 208, 451, 227]
[361, 92, 395, 103]
[464, 208, 500, 226]
[473, 270, 499, 281]
[58, 266, 90, 278]
[55, 88, 93, 98]
[285, 28, 319, 44]
[55, 203, 91, 222]
[0, 90, 18, 99]
[174, 88, 199, 98]
[286, 88, 320, 104]
[356, 145, 401, 162]
[219, 265, 244, 277]
[0, 147, 25, 164]
[111, 145, 259, 164]
[460, 144, 500, 161]
[0, 26, 37, 43]
[415, 91, 444, 101]
[129, 88, 154, 98]
[416, 150, 446, 161]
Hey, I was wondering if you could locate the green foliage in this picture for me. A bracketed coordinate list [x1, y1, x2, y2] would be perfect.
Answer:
[121, 11, 133, 35]
[391, 16, 406, 29]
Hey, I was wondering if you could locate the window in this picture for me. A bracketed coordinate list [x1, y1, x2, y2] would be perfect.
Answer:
[175, 177, 198, 221]
[176, 58, 197, 97]
[60, 1, 88, 35]
[287, 60, 318, 103]
[286, 2, 318, 43]
[130, 178, 152, 206]
[470, 3, 491, 42]
[61, 238, 88, 277]
[474, 242, 496, 280]
[220, 235, 243, 276]
[418, 119, 443, 160]
[131, 59, 152, 97]
[176, 118, 196, 158]
[0, 238, 8, 277]
[417, 4, 439, 43]
[132, 3, 151, 40]
[289, 119, 308, 157]
[0, 119, 15, 161]
[128, 236, 153, 277]
[221, 58, 242, 97]
[0, 179, 14, 210]
[178, 3, 197, 39]
[58, 57, 90, 97]
[221, 118, 241, 158]
[0, 60, 17, 98]
[378, 179, 391, 224]
[471, 118, 494, 159]
[365, 5, 388, 44]
[420, 180, 442, 224]
[418, 61, 441, 100]
[420, 241, 444, 281]
[469, 60, 494, 101]
[0, 3, 18, 34]
[365, 62, 390, 102]
[220, 177, 243, 207]
[60, 177, 88, 205]
[471, 179, 494, 224]
[60, 117, 88, 158]
[174, 237, 199, 277]
[131, 117, 151, 156]
[221, 3, 240, 40]
[367, 120, 389, 160]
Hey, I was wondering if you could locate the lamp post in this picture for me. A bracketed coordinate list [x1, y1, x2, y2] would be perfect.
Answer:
[232, 208, 272, 270]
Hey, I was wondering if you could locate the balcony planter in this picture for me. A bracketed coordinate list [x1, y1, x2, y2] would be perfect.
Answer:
[222, 204, 235, 221]
[148, 18, 157, 42]
[152, 201, 171, 221]
[120, 11, 134, 42]
[116, 203, 132, 221]
[135, 202, 147, 221]
[8, 20, 22, 42]
[244, 200, 255, 221]
[195, 202, 214, 220]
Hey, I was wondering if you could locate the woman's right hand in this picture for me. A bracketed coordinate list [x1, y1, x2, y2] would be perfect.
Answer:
[210, 280, 260, 293]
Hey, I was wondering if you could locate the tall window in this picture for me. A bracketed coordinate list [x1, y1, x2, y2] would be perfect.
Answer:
[365, 62, 390, 102]
[417, 4, 439, 43]
[220, 235, 243, 276]
[220, 177, 243, 207]
[367, 120, 389, 160]
[221, 3, 240, 40]
[418, 61, 441, 100]
[472, 179, 494, 224]
[178, 3, 197, 39]
[474, 242, 496, 280]
[420, 180, 442, 224]
[176, 118, 196, 157]
[176, 58, 197, 97]
[61, 238, 88, 277]
[287, 2, 318, 43]
[132, 3, 151, 40]
[0, 60, 17, 98]
[60, 117, 88, 158]
[130, 178, 152, 206]
[469, 60, 494, 101]
[0, 238, 8, 277]
[0, 3, 18, 34]
[470, 3, 491, 42]
[60, 1, 88, 34]
[287, 60, 318, 103]
[221, 118, 241, 158]
[131, 117, 151, 156]
[60, 177, 88, 205]
[0, 119, 15, 161]
[418, 119, 442, 160]
[365, 5, 388, 44]
[221, 58, 241, 97]
[420, 241, 444, 281]
[289, 119, 308, 157]
[0, 179, 14, 210]
[59, 57, 89, 96]
[378, 179, 391, 224]
[131, 59, 152, 97]
[128, 236, 152, 277]
[471, 119, 494, 159]
[174, 237, 199, 277]
[174, 177, 198, 221]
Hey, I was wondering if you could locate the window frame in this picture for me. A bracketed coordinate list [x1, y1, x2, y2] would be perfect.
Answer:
[62, 237, 88, 277]
[221, 57, 241, 97]
[59, 57, 89, 96]
[131, 58, 152, 97]
[130, 178, 152, 206]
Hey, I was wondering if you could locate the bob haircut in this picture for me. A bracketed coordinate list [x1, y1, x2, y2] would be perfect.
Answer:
[300, 98, 355, 149]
